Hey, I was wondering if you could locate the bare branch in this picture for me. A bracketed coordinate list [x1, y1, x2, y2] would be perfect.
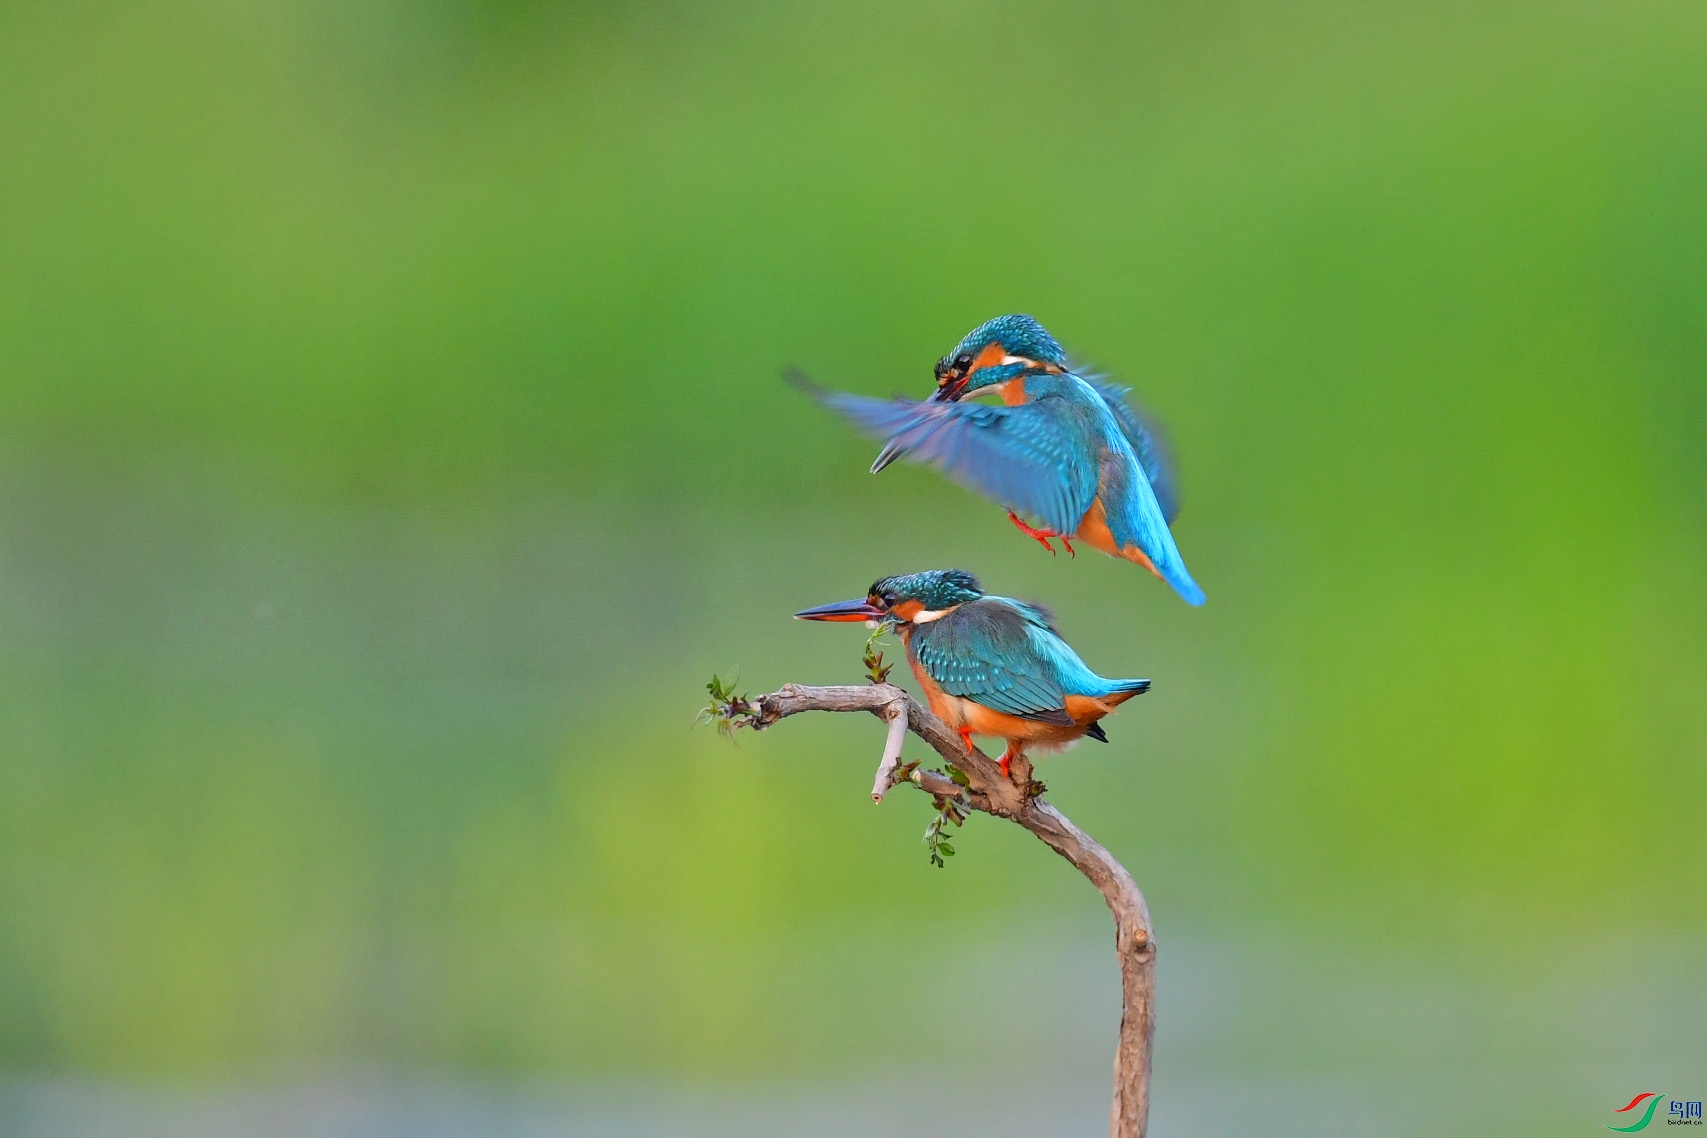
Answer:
[734, 680, 1156, 1138]
[870, 697, 909, 802]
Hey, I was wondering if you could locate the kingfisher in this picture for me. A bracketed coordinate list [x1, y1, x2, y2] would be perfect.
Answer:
[791, 314, 1205, 606]
[795, 569, 1151, 778]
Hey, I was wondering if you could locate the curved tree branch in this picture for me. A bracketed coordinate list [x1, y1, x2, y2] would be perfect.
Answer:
[734, 681, 1157, 1138]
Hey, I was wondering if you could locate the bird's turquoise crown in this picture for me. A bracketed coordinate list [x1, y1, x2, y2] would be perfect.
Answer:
[952, 314, 1066, 366]
[934, 314, 1068, 398]
[870, 569, 985, 610]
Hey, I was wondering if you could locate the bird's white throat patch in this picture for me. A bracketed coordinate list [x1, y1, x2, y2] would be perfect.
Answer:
[910, 608, 950, 623]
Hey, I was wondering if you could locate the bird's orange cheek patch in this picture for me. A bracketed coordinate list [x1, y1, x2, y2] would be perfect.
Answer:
[889, 599, 925, 621]
[972, 342, 1007, 372]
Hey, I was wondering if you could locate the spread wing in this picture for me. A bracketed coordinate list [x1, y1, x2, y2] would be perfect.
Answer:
[1084, 377, 1180, 523]
[789, 370, 1098, 537]
[911, 601, 1074, 725]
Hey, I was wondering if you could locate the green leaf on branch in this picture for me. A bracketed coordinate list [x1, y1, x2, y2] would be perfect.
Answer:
[923, 787, 972, 868]
[695, 671, 760, 741]
[861, 621, 896, 684]
[924, 811, 952, 868]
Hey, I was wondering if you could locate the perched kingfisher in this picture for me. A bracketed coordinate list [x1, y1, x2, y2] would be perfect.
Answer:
[795, 569, 1151, 777]
[792, 314, 1205, 606]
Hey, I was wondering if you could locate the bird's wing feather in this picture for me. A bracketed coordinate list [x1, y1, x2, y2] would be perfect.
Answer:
[1083, 377, 1180, 523]
[911, 601, 1073, 724]
[790, 371, 1099, 537]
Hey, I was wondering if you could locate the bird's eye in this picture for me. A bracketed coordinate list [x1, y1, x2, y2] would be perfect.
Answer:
[954, 354, 973, 372]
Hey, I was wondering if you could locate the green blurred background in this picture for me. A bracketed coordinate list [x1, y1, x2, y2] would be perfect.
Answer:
[1, 0, 1704, 1134]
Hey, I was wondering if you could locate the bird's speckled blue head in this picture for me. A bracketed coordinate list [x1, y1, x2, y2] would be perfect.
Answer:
[869, 569, 985, 612]
[932, 314, 1068, 402]
[795, 569, 985, 625]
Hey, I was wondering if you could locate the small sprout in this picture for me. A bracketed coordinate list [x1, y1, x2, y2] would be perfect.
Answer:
[922, 785, 972, 868]
[944, 762, 970, 788]
[705, 671, 740, 703]
[924, 810, 954, 868]
[861, 621, 896, 684]
[1026, 778, 1048, 799]
[933, 792, 969, 827]
[696, 672, 760, 741]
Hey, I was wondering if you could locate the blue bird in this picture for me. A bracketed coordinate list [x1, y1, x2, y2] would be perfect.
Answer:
[791, 314, 1205, 606]
[796, 569, 1151, 778]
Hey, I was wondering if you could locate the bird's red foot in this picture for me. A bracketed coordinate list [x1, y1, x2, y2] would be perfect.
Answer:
[1006, 509, 1056, 554]
[1006, 510, 1075, 558]
[958, 727, 976, 756]
[999, 753, 1012, 778]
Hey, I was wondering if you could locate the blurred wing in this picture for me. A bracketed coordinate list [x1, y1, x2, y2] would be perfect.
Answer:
[912, 603, 1073, 724]
[788, 370, 1097, 537]
[1083, 377, 1180, 523]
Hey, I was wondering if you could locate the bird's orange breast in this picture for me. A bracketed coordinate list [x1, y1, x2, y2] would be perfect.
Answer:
[1075, 498, 1163, 580]
[905, 652, 962, 726]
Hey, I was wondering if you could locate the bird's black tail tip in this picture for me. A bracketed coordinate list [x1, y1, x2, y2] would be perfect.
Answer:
[1085, 722, 1109, 743]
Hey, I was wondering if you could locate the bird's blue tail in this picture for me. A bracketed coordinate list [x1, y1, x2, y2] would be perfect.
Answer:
[1105, 475, 1207, 606]
[1163, 563, 1207, 607]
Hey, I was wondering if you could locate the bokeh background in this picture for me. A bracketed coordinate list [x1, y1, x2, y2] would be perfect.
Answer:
[2, 1, 1704, 1134]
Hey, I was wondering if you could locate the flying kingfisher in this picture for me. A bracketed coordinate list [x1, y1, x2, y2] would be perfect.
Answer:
[791, 314, 1205, 606]
[795, 569, 1151, 777]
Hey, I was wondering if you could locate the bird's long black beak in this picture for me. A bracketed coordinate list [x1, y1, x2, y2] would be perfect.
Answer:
[794, 598, 888, 623]
[929, 376, 968, 403]
[870, 440, 907, 473]
[875, 373, 963, 471]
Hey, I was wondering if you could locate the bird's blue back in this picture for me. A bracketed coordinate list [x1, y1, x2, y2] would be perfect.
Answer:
[911, 595, 1147, 721]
